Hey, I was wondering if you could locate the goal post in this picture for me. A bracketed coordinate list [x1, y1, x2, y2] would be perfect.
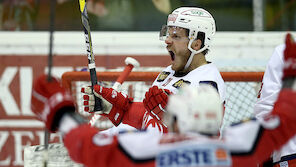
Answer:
[61, 71, 264, 129]
[62, 71, 264, 85]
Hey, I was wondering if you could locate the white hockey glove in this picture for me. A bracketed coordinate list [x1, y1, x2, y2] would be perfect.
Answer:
[81, 86, 112, 114]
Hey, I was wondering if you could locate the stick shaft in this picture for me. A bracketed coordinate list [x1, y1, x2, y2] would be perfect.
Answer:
[79, 0, 102, 111]
[47, 0, 55, 82]
[44, 0, 56, 166]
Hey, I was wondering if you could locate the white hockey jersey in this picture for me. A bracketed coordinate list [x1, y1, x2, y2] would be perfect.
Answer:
[142, 63, 225, 133]
[119, 132, 232, 167]
[152, 63, 226, 103]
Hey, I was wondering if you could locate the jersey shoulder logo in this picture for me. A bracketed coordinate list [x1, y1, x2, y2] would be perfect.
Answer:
[173, 79, 191, 88]
[199, 81, 218, 91]
[157, 71, 171, 82]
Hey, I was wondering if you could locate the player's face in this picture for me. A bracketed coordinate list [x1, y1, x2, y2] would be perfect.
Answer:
[165, 27, 191, 72]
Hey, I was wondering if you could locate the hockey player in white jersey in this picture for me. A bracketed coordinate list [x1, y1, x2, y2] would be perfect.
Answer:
[81, 7, 225, 133]
[254, 37, 296, 166]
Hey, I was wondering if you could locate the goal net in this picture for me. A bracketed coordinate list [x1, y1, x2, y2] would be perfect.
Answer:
[61, 70, 264, 130]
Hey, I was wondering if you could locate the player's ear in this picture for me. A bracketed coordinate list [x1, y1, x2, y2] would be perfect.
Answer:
[191, 39, 202, 51]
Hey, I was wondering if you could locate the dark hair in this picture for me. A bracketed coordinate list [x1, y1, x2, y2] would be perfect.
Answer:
[185, 29, 209, 55]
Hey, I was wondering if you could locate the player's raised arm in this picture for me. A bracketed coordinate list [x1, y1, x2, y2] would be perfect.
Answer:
[30, 75, 156, 167]
[229, 33, 296, 167]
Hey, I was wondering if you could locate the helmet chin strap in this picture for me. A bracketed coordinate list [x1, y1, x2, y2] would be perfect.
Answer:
[183, 39, 208, 70]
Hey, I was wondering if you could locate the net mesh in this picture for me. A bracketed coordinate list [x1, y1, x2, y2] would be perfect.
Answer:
[62, 71, 263, 130]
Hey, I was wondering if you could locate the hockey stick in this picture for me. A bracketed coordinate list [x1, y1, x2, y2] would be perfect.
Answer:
[89, 57, 140, 127]
[43, 0, 56, 166]
[78, 0, 103, 111]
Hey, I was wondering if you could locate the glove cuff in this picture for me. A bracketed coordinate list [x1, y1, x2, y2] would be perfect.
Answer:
[107, 107, 125, 126]
[52, 106, 76, 132]
[150, 104, 166, 121]
[46, 92, 75, 132]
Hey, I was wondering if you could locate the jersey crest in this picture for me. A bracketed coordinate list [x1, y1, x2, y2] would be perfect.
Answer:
[157, 71, 171, 82]
[156, 144, 231, 167]
[173, 79, 191, 88]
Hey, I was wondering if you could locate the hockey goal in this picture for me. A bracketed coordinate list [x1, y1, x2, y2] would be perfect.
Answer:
[61, 71, 264, 130]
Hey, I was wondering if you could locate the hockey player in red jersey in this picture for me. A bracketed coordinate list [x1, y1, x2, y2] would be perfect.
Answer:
[81, 7, 225, 133]
[254, 37, 296, 166]
[31, 33, 296, 167]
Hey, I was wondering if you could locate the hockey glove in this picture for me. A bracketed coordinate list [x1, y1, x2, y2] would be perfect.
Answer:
[31, 75, 75, 132]
[81, 86, 113, 113]
[143, 86, 172, 121]
[81, 85, 133, 126]
[283, 33, 296, 80]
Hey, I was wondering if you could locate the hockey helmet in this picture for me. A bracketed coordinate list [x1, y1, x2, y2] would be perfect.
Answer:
[165, 84, 223, 135]
[160, 7, 216, 70]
